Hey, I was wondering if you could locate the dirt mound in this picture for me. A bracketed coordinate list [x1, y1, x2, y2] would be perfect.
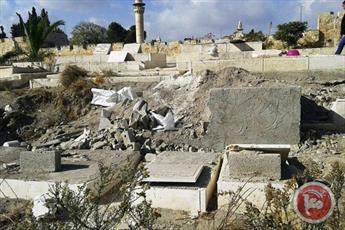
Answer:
[145, 67, 268, 124]
[0, 80, 95, 144]
[55, 79, 94, 121]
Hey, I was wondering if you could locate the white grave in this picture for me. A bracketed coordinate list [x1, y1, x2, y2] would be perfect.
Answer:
[94, 43, 112, 55]
[107, 51, 130, 63]
[123, 43, 142, 53]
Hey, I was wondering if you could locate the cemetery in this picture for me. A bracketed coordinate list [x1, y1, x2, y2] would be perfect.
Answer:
[0, 0, 345, 229]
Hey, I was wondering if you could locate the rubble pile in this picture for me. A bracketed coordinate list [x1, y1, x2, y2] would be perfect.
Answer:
[29, 68, 269, 154]
[295, 133, 345, 156]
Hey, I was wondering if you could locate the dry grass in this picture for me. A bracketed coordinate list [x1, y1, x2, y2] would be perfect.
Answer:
[60, 65, 88, 88]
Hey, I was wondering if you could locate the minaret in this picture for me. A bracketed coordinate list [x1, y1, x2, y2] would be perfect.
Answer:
[133, 0, 145, 44]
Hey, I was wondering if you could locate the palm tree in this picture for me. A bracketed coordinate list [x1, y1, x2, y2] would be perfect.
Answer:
[16, 7, 65, 61]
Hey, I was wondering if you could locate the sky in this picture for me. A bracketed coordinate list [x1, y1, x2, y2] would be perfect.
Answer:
[0, 0, 344, 41]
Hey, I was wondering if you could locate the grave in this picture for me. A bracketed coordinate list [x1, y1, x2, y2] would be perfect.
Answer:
[107, 51, 132, 63]
[143, 151, 222, 213]
[0, 150, 141, 199]
[205, 87, 301, 151]
[94, 43, 112, 55]
[123, 43, 142, 53]
[217, 150, 287, 212]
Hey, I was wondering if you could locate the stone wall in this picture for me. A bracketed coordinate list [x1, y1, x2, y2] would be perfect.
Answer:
[318, 11, 344, 47]
[0, 37, 27, 54]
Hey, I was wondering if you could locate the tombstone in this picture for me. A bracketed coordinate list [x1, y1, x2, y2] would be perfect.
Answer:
[205, 87, 301, 151]
[123, 43, 142, 53]
[94, 43, 112, 55]
[107, 51, 130, 63]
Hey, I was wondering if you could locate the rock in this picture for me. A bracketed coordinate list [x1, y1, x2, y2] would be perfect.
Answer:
[92, 141, 108, 150]
[37, 139, 63, 148]
[133, 99, 148, 116]
[100, 108, 112, 118]
[153, 105, 170, 116]
[122, 129, 136, 147]
[3, 140, 20, 147]
[20, 151, 61, 173]
[3, 162, 19, 169]
[4, 105, 13, 113]
[129, 112, 140, 129]
[99, 117, 112, 130]
[131, 142, 141, 151]
[118, 119, 129, 129]
[32, 195, 49, 219]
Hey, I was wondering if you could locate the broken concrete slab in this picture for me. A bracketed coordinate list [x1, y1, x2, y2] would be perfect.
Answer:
[20, 151, 61, 173]
[121, 129, 136, 147]
[98, 117, 112, 130]
[226, 151, 281, 180]
[205, 87, 301, 151]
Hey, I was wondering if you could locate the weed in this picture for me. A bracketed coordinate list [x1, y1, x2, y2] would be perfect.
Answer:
[15, 162, 158, 229]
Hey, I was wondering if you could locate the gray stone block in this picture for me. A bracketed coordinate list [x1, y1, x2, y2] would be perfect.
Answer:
[227, 151, 281, 180]
[20, 151, 61, 173]
[205, 87, 301, 151]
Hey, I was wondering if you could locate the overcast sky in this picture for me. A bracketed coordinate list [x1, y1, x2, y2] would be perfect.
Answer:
[0, 0, 344, 41]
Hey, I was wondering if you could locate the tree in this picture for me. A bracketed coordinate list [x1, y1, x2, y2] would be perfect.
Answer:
[244, 29, 266, 42]
[71, 22, 108, 46]
[0, 26, 7, 39]
[11, 23, 25, 37]
[124, 25, 147, 44]
[12, 8, 65, 38]
[16, 7, 65, 61]
[274, 21, 308, 47]
[107, 22, 127, 43]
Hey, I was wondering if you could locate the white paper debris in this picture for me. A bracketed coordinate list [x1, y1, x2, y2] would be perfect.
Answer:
[151, 109, 178, 131]
[91, 87, 137, 107]
[4, 105, 13, 112]
[32, 195, 49, 219]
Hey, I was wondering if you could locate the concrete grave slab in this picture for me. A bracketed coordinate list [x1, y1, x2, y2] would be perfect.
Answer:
[218, 154, 285, 213]
[143, 151, 222, 213]
[1, 150, 141, 199]
[94, 43, 112, 55]
[226, 151, 281, 180]
[144, 163, 204, 183]
[107, 51, 130, 63]
[123, 43, 142, 53]
[205, 87, 301, 151]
